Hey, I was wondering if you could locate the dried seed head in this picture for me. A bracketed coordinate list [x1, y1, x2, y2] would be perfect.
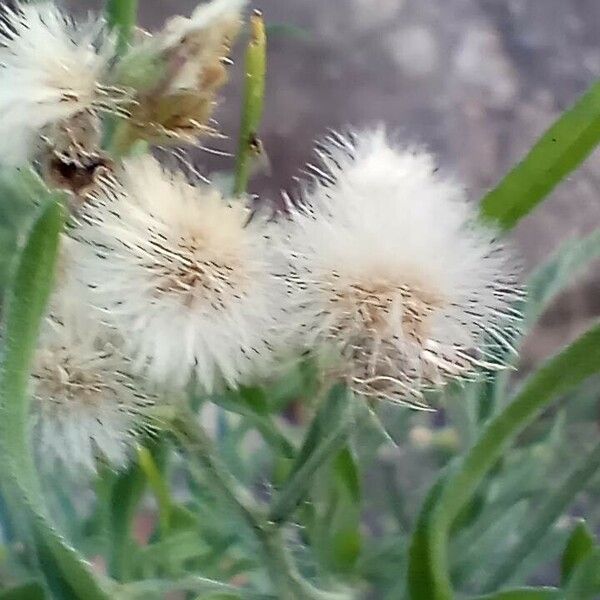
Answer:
[278, 128, 524, 408]
[115, 0, 246, 147]
[31, 293, 157, 473]
[70, 155, 281, 390]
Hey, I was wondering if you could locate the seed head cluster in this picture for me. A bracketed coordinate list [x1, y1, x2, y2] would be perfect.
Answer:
[0, 1, 523, 473]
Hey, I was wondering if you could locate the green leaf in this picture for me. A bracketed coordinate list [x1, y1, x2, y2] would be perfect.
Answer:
[470, 588, 561, 600]
[483, 440, 600, 591]
[408, 322, 600, 600]
[116, 576, 249, 600]
[108, 462, 146, 581]
[561, 521, 597, 585]
[312, 446, 362, 574]
[526, 228, 600, 325]
[269, 385, 355, 523]
[407, 476, 449, 600]
[265, 23, 311, 40]
[565, 548, 600, 600]
[480, 79, 600, 229]
[234, 12, 267, 196]
[0, 582, 45, 600]
[0, 200, 111, 600]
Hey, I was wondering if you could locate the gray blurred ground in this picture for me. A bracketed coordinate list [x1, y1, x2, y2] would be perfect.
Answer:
[70, 0, 600, 365]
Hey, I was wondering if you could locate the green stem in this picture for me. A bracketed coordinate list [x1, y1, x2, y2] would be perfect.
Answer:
[234, 11, 267, 196]
[106, 0, 138, 56]
[410, 322, 600, 600]
[0, 200, 111, 599]
[483, 439, 600, 592]
[172, 411, 350, 600]
[269, 403, 355, 523]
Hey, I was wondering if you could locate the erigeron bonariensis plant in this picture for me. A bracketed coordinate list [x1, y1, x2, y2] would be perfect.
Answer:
[0, 2, 598, 600]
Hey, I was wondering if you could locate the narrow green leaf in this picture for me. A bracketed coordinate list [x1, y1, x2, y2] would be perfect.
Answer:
[234, 11, 267, 196]
[470, 588, 561, 600]
[108, 462, 145, 582]
[483, 440, 600, 591]
[116, 576, 251, 599]
[407, 477, 449, 600]
[480, 79, 600, 229]
[269, 385, 355, 523]
[0, 200, 111, 599]
[0, 582, 45, 600]
[137, 446, 172, 536]
[526, 228, 600, 325]
[408, 322, 600, 600]
[561, 521, 596, 585]
[565, 548, 600, 600]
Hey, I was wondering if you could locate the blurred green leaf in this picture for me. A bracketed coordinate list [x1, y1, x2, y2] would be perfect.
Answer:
[0, 168, 47, 294]
[565, 548, 600, 599]
[311, 446, 362, 574]
[526, 228, 600, 325]
[484, 440, 600, 591]
[0, 199, 111, 599]
[269, 385, 355, 523]
[480, 79, 600, 229]
[266, 23, 311, 40]
[561, 520, 596, 585]
[407, 476, 448, 600]
[471, 588, 561, 599]
[0, 582, 45, 600]
[409, 322, 600, 600]
[108, 462, 145, 582]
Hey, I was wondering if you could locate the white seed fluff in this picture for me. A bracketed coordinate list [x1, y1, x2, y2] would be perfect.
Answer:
[71, 155, 279, 391]
[278, 128, 523, 408]
[31, 296, 155, 473]
[0, 2, 122, 165]
[159, 0, 247, 52]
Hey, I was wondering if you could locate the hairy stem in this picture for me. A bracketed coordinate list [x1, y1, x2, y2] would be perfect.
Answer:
[172, 411, 350, 600]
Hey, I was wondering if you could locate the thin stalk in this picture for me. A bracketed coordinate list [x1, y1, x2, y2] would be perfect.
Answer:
[106, 0, 138, 56]
[483, 439, 600, 592]
[269, 405, 355, 523]
[172, 411, 350, 600]
[234, 11, 267, 196]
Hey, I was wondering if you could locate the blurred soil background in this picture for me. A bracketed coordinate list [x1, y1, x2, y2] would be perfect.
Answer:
[66, 0, 600, 366]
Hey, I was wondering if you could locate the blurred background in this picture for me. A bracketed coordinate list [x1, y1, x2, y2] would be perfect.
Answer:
[62, 0, 600, 370]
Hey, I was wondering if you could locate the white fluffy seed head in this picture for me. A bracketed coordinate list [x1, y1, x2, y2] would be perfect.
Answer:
[70, 155, 280, 391]
[278, 128, 523, 408]
[0, 2, 123, 165]
[31, 293, 156, 474]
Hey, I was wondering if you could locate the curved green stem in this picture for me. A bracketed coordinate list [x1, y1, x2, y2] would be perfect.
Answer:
[0, 200, 111, 599]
